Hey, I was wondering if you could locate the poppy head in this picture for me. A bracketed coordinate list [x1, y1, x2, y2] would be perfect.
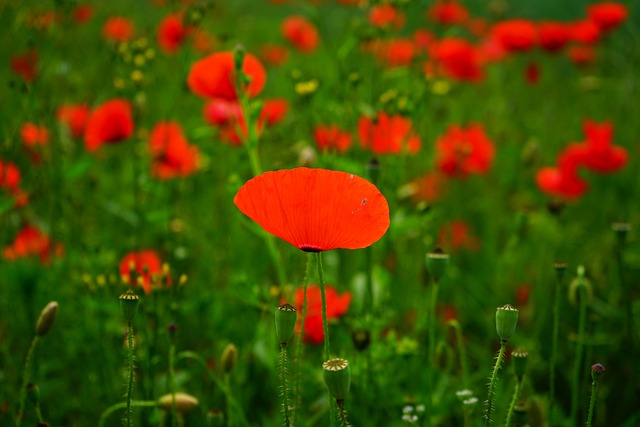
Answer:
[0, 160, 27, 207]
[187, 51, 267, 100]
[148, 121, 199, 179]
[427, 1, 469, 26]
[490, 19, 538, 52]
[157, 13, 189, 54]
[358, 112, 421, 154]
[119, 250, 164, 294]
[281, 16, 319, 54]
[293, 284, 352, 344]
[538, 22, 571, 52]
[536, 145, 589, 200]
[571, 20, 601, 44]
[3, 225, 63, 264]
[20, 123, 49, 147]
[429, 38, 484, 82]
[313, 125, 353, 153]
[72, 5, 93, 24]
[11, 49, 38, 82]
[368, 4, 405, 29]
[435, 123, 495, 177]
[56, 104, 89, 139]
[579, 120, 627, 173]
[103, 16, 135, 42]
[587, 2, 627, 32]
[259, 43, 290, 66]
[234, 168, 390, 252]
[84, 99, 134, 152]
[260, 98, 289, 127]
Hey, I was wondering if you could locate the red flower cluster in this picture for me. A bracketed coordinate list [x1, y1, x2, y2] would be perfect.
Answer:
[11, 49, 38, 82]
[367, 38, 416, 68]
[427, 1, 469, 26]
[84, 99, 134, 152]
[21, 123, 49, 148]
[313, 125, 352, 153]
[435, 124, 495, 177]
[293, 284, 352, 344]
[148, 122, 200, 179]
[281, 16, 319, 53]
[56, 104, 90, 139]
[259, 43, 290, 66]
[536, 120, 627, 200]
[3, 225, 63, 264]
[429, 38, 484, 82]
[103, 17, 135, 42]
[358, 112, 421, 155]
[438, 220, 480, 251]
[0, 160, 28, 206]
[119, 250, 164, 294]
[157, 13, 190, 54]
[368, 4, 405, 29]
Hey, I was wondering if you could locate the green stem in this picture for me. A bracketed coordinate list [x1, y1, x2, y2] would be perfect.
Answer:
[169, 340, 177, 427]
[126, 321, 135, 427]
[280, 345, 291, 427]
[34, 403, 43, 423]
[505, 379, 522, 427]
[292, 254, 313, 426]
[426, 280, 440, 427]
[549, 275, 562, 424]
[449, 320, 469, 389]
[586, 380, 599, 427]
[316, 252, 331, 361]
[98, 401, 157, 427]
[16, 335, 39, 427]
[570, 286, 588, 425]
[225, 374, 233, 427]
[484, 341, 507, 427]
[337, 401, 350, 427]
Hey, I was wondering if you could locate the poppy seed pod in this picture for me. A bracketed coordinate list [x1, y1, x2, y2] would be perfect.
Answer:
[591, 363, 605, 381]
[158, 392, 199, 413]
[495, 304, 519, 342]
[322, 358, 351, 401]
[119, 289, 139, 322]
[275, 303, 297, 345]
[512, 349, 529, 380]
[36, 301, 58, 336]
[221, 343, 238, 374]
[426, 249, 449, 283]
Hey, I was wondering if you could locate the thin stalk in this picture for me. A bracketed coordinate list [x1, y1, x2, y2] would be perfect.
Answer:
[337, 401, 350, 427]
[586, 379, 599, 427]
[279, 345, 291, 427]
[426, 280, 440, 427]
[34, 403, 43, 423]
[316, 252, 335, 427]
[168, 340, 177, 427]
[292, 254, 313, 426]
[225, 374, 233, 427]
[505, 380, 522, 427]
[449, 320, 470, 389]
[98, 401, 157, 427]
[16, 335, 39, 427]
[484, 341, 507, 427]
[126, 321, 135, 427]
[549, 275, 562, 424]
[570, 286, 588, 426]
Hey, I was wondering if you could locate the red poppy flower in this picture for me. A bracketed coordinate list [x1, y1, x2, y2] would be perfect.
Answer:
[149, 121, 199, 179]
[408, 171, 447, 204]
[538, 21, 571, 52]
[490, 19, 538, 52]
[536, 145, 589, 200]
[187, 51, 266, 100]
[368, 4, 405, 29]
[413, 29, 435, 54]
[84, 99, 134, 152]
[568, 45, 597, 66]
[293, 284, 352, 344]
[260, 98, 289, 127]
[3, 225, 63, 264]
[435, 124, 494, 177]
[234, 168, 390, 252]
[437, 303, 458, 324]
[281, 16, 319, 53]
[370, 38, 416, 68]
[427, 1, 469, 26]
[103, 16, 135, 42]
[429, 38, 484, 82]
[358, 112, 421, 155]
[10, 49, 38, 82]
[203, 98, 242, 127]
[437, 220, 479, 251]
[190, 29, 217, 54]
[119, 250, 164, 294]
[20, 123, 49, 147]
[259, 43, 290, 66]
[571, 20, 601, 44]
[314, 125, 353, 153]
[56, 104, 89, 139]
[72, 5, 93, 24]
[157, 13, 189, 54]
[587, 2, 627, 32]
[516, 284, 531, 307]
[0, 160, 28, 206]
[525, 62, 540, 85]
[577, 120, 627, 173]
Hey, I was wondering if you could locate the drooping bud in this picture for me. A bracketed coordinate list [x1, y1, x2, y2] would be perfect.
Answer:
[158, 392, 199, 413]
[275, 303, 297, 345]
[322, 358, 351, 401]
[220, 343, 237, 374]
[426, 249, 449, 283]
[495, 304, 519, 342]
[591, 363, 605, 381]
[512, 349, 529, 380]
[36, 301, 58, 337]
[119, 289, 139, 322]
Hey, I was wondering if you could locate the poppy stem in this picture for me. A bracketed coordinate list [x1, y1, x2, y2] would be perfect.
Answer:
[126, 321, 135, 427]
[16, 335, 39, 427]
[570, 284, 588, 426]
[316, 252, 331, 361]
[505, 378, 522, 427]
[549, 271, 563, 424]
[426, 279, 440, 427]
[292, 254, 313, 427]
[484, 340, 507, 427]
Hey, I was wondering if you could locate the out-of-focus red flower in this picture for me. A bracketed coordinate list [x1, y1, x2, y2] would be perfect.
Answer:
[525, 62, 540, 85]
[190, 29, 217, 54]
[234, 168, 390, 252]
[314, 125, 353, 153]
[429, 38, 484, 82]
[10, 50, 38, 82]
[436, 124, 494, 177]
[536, 145, 589, 200]
[413, 29, 435, 54]
[358, 112, 421, 155]
[516, 284, 531, 307]
[260, 98, 289, 126]
[187, 51, 267, 100]
[72, 5, 93, 24]
[568, 45, 596, 66]
[281, 16, 319, 53]
[578, 120, 627, 173]
[0, 160, 28, 207]
[490, 19, 538, 52]
[3, 225, 63, 264]
[149, 121, 199, 179]
[370, 38, 416, 67]
[26, 10, 58, 30]
[203, 98, 242, 127]
[465, 18, 488, 37]
[437, 303, 458, 324]
[157, 13, 189, 54]
[119, 250, 164, 294]
[587, 2, 628, 32]
[293, 284, 352, 344]
[538, 22, 571, 52]
[427, 1, 469, 26]
[56, 104, 89, 139]
[438, 220, 479, 251]
[84, 99, 134, 152]
[369, 4, 405, 29]
[103, 16, 135, 42]
[20, 123, 49, 147]
[571, 20, 601, 44]
[409, 171, 446, 204]
[259, 43, 290, 66]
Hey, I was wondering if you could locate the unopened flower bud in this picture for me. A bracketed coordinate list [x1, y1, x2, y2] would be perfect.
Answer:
[221, 343, 237, 374]
[36, 301, 58, 337]
[426, 249, 449, 283]
[119, 290, 139, 322]
[496, 304, 519, 342]
[275, 303, 297, 345]
[322, 358, 351, 401]
[591, 363, 605, 381]
[158, 392, 199, 413]
[512, 349, 529, 380]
